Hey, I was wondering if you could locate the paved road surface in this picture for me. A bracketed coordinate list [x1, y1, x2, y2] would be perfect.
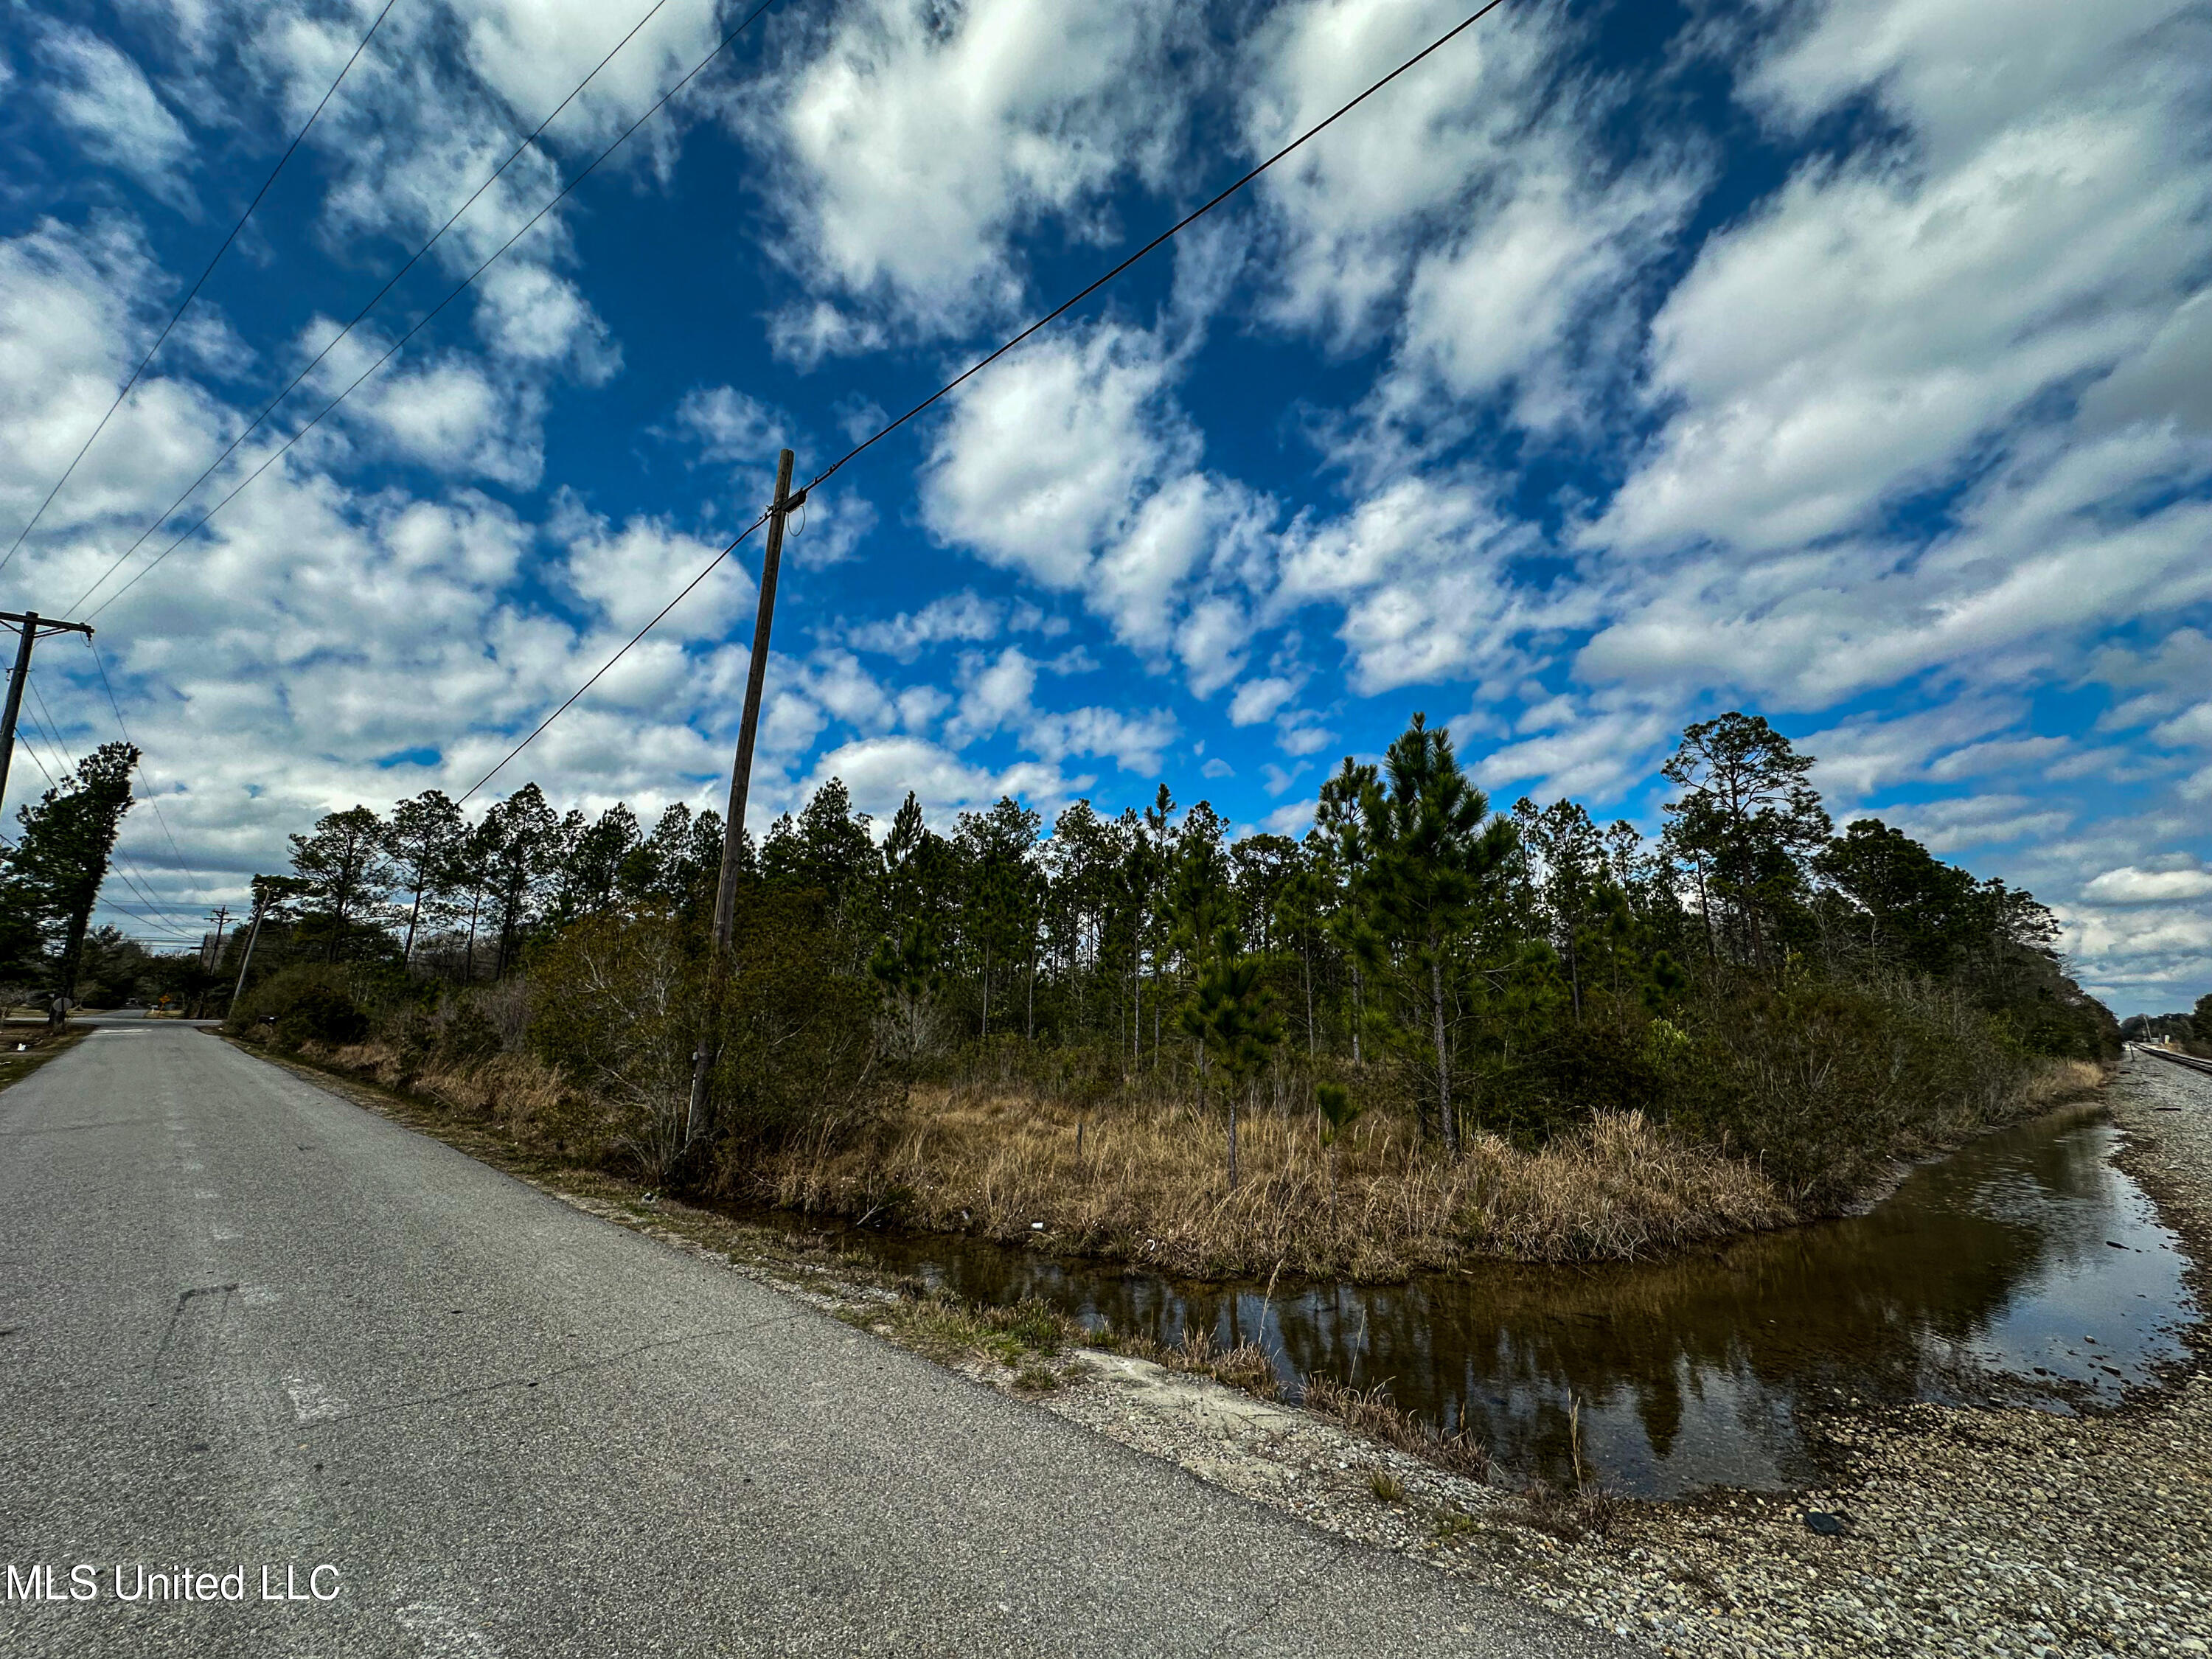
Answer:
[1, 1026, 1632, 1658]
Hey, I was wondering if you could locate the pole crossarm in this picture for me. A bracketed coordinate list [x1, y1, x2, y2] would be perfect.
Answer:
[1, 611, 96, 811]
[0, 611, 96, 640]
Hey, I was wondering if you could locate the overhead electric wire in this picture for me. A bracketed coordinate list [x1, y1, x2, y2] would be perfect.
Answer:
[69, 0, 794, 624]
[804, 0, 1513, 495]
[82, 636, 208, 901]
[458, 0, 1517, 796]
[454, 505, 774, 804]
[0, 0, 403, 580]
[20, 684, 197, 934]
[11, 714, 192, 936]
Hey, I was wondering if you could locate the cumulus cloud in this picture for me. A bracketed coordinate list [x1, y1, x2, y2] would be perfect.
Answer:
[2083, 866, 2212, 905]
[919, 319, 1277, 696]
[736, 0, 1190, 345]
[0, 217, 235, 540]
[35, 22, 195, 210]
[1273, 475, 1557, 695]
[791, 735, 1080, 826]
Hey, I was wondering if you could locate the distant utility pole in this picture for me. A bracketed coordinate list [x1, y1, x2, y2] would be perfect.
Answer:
[687, 449, 804, 1142]
[231, 883, 273, 1009]
[0, 611, 95, 812]
[195, 905, 231, 1018]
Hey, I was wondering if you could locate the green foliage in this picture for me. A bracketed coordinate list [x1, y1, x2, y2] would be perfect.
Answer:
[1315, 1082, 1366, 1146]
[1661, 973, 2031, 1204]
[705, 885, 889, 1157]
[529, 913, 699, 1180]
[233, 700, 2112, 1217]
[1661, 712, 1831, 975]
[1353, 713, 1517, 1152]
[229, 964, 369, 1051]
[1, 740, 139, 995]
[288, 805, 399, 961]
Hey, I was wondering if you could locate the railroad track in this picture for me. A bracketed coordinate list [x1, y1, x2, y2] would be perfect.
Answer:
[2138, 1045, 2212, 1079]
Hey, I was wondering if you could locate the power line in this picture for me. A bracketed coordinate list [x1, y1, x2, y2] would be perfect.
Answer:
[82, 636, 208, 901]
[69, 0, 793, 623]
[18, 687, 196, 934]
[455, 0, 1517, 798]
[64, 0, 687, 616]
[0, 0, 403, 579]
[455, 506, 773, 804]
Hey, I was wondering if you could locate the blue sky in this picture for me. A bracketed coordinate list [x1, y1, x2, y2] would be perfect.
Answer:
[1, 0, 2208, 1012]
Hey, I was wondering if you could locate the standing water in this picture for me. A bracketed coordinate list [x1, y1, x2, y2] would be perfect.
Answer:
[839, 1099, 2199, 1498]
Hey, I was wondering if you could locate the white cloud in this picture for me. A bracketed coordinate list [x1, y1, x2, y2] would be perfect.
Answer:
[922, 324, 1190, 591]
[302, 317, 546, 489]
[554, 495, 754, 644]
[1273, 475, 1555, 695]
[1599, 0, 2207, 558]
[792, 735, 1079, 827]
[2082, 866, 2212, 905]
[471, 262, 619, 382]
[1228, 676, 1299, 727]
[0, 218, 235, 542]
[1871, 793, 2073, 855]
[939, 646, 1175, 774]
[739, 0, 1189, 344]
[675, 386, 791, 467]
[921, 320, 1278, 695]
[36, 22, 195, 209]
[840, 591, 1005, 661]
[1472, 703, 1674, 804]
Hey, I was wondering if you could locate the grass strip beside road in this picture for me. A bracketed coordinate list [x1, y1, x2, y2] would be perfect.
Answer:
[0, 1029, 88, 1095]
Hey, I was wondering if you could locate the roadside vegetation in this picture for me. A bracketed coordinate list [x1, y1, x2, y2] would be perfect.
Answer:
[0, 742, 167, 1012]
[0, 1026, 87, 1093]
[203, 706, 2118, 1279]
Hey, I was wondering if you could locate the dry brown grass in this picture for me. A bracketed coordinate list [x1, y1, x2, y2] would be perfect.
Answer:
[311, 1037, 613, 1156]
[748, 1087, 1795, 1279]
[1097, 1324, 1283, 1398]
[2020, 1057, 2108, 1110]
[1301, 1375, 1493, 1479]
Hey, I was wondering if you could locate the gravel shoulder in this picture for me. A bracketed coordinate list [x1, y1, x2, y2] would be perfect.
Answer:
[257, 1041, 2212, 1659]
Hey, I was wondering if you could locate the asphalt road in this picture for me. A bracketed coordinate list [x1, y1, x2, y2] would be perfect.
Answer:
[0, 1026, 1635, 1658]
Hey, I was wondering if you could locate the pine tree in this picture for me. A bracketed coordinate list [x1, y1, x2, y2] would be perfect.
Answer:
[1357, 714, 1515, 1155]
[288, 804, 397, 962]
[2, 740, 139, 997]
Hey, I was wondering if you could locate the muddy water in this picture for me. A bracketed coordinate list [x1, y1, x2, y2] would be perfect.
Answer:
[838, 1102, 2200, 1498]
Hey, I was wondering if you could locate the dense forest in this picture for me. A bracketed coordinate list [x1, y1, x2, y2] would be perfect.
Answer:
[161, 708, 2118, 1269]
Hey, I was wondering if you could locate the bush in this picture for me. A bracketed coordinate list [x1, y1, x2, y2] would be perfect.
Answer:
[706, 886, 890, 1158]
[227, 964, 369, 1051]
[1661, 970, 2028, 1206]
[529, 914, 699, 1182]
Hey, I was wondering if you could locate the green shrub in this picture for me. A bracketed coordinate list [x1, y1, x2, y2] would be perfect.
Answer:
[228, 964, 368, 1051]
[1661, 970, 2026, 1206]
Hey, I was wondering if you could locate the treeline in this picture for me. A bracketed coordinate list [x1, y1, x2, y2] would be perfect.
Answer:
[2121, 999, 2212, 1057]
[226, 709, 2115, 1206]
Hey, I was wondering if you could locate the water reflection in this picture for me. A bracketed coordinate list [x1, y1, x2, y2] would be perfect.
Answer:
[841, 1100, 2199, 1498]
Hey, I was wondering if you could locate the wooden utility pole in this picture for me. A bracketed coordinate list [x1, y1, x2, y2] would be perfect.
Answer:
[686, 450, 803, 1141]
[231, 883, 272, 1009]
[0, 611, 95, 813]
[195, 905, 231, 1018]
